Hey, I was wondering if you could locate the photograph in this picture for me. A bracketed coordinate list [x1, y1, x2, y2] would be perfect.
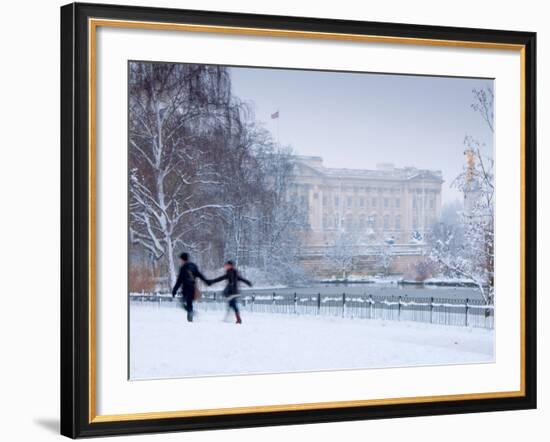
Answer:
[127, 61, 496, 380]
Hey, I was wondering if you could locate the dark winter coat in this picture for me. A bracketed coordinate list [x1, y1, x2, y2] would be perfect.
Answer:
[209, 268, 252, 297]
[172, 262, 208, 297]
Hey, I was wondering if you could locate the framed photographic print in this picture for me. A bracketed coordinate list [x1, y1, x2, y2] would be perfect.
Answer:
[60, 2, 537, 438]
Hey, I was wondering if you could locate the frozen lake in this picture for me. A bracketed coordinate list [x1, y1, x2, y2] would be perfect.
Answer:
[129, 304, 494, 380]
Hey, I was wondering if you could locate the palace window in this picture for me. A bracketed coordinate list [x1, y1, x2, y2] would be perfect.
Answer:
[383, 215, 390, 230]
[372, 197, 377, 208]
[347, 196, 353, 207]
[395, 198, 400, 208]
[334, 196, 339, 207]
[384, 198, 389, 208]
[359, 196, 365, 207]
[395, 215, 401, 230]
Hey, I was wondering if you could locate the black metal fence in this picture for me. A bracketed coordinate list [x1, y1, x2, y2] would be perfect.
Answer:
[130, 291, 494, 329]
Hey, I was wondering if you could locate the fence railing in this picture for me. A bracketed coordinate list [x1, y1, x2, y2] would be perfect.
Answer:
[130, 291, 494, 329]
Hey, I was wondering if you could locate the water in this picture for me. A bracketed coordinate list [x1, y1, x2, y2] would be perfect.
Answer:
[225, 282, 483, 301]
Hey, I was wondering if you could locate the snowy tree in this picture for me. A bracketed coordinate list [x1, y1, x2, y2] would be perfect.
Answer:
[430, 217, 493, 302]
[471, 86, 494, 132]
[128, 62, 243, 285]
[242, 145, 309, 283]
[206, 121, 269, 267]
[128, 62, 308, 289]
[429, 86, 494, 303]
[374, 242, 394, 275]
[201, 124, 308, 282]
[324, 231, 361, 279]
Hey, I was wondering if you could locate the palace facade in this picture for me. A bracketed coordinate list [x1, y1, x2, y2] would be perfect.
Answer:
[289, 156, 444, 250]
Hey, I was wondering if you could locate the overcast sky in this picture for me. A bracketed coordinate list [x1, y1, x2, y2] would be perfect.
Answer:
[229, 66, 493, 205]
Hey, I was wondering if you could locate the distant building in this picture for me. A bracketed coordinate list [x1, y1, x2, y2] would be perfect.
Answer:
[289, 155, 444, 251]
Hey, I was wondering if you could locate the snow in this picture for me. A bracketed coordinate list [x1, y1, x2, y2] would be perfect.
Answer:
[129, 303, 494, 380]
[319, 274, 401, 284]
[423, 277, 477, 284]
[399, 277, 478, 287]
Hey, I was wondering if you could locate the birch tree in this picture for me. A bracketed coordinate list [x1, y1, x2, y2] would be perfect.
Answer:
[129, 62, 310, 289]
[129, 62, 241, 285]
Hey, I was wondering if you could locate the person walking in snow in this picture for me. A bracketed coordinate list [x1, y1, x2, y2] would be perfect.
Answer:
[208, 260, 252, 324]
[172, 252, 210, 322]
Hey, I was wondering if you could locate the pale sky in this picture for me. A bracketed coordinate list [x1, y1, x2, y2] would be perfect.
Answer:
[230, 66, 494, 205]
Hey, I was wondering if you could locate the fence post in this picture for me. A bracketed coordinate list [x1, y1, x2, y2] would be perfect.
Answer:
[317, 293, 321, 315]
[294, 292, 297, 314]
[465, 298, 469, 326]
[430, 297, 434, 324]
[369, 295, 373, 319]
[398, 296, 402, 321]
[251, 294, 255, 312]
[342, 293, 346, 318]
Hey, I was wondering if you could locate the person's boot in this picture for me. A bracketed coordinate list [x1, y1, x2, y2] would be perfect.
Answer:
[187, 310, 193, 322]
[235, 312, 242, 324]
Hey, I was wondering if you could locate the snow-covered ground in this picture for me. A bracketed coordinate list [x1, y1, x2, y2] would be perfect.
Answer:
[320, 274, 399, 284]
[129, 303, 494, 380]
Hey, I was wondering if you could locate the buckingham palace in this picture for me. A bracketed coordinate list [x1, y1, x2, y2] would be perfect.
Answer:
[289, 156, 444, 250]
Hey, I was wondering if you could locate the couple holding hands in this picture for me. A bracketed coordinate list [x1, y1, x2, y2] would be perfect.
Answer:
[172, 252, 252, 324]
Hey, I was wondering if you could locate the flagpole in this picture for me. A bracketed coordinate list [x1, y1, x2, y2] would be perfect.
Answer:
[277, 110, 280, 148]
[271, 109, 280, 147]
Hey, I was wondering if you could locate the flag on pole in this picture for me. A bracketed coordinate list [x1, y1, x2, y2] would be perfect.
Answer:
[271, 110, 279, 119]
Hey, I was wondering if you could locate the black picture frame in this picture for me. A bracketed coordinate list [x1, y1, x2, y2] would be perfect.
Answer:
[61, 2, 537, 438]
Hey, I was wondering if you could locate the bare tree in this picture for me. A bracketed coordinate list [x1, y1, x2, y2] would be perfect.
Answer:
[471, 87, 494, 132]
[324, 231, 361, 279]
[215, 131, 309, 283]
[430, 86, 494, 303]
[254, 146, 309, 283]
[129, 62, 308, 288]
[373, 242, 394, 275]
[128, 62, 241, 285]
